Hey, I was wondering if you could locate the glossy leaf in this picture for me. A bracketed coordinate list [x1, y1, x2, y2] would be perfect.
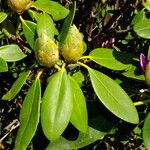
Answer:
[59, 1, 76, 47]
[89, 48, 132, 70]
[134, 18, 150, 39]
[88, 68, 139, 124]
[0, 12, 7, 23]
[32, 0, 69, 21]
[69, 76, 88, 132]
[131, 9, 145, 25]
[15, 76, 41, 150]
[41, 71, 73, 141]
[2, 70, 31, 101]
[0, 57, 8, 72]
[37, 13, 55, 40]
[0, 44, 26, 62]
[20, 18, 37, 49]
[143, 113, 150, 150]
[46, 126, 106, 150]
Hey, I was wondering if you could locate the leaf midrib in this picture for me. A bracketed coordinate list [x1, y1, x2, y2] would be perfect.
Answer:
[90, 70, 129, 115]
[17, 80, 39, 149]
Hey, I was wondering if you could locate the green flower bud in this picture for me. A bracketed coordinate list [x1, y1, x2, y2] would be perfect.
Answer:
[35, 33, 59, 68]
[60, 25, 86, 63]
[145, 62, 150, 86]
[8, 0, 32, 13]
[145, 48, 150, 86]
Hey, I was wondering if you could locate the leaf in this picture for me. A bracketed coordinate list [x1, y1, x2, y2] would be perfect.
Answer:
[59, 1, 76, 47]
[2, 70, 31, 101]
[46, 126, 106, 150]
[37, 13, 55, 40]
[131, 9, 145, 26]
[0, 57, 8, 72]
[143, 2, 150, 11]
[89, 48, 132, 70]
[41, 71, 73, 141]
[69, 76, 88, 132]
[0, 44, 26, 62]
[72, 71, 84, 86]
[15, 76, 41, 150]
[123, 64, 145, 81]
[32, 0, 69, 21]
[20, 17, 37, 49]
[28, 10, 42, 22]
[88, 68, 139, 124]
[0, 12, 7, 23]
[143, 113, 150, 150]
[134, 18, 150, 39]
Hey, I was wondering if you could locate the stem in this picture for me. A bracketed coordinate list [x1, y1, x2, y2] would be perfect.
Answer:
[134, 100, 150, 106]
[2, 28, 12, 38]
[36, 70, 43, 79]
[79, 55, 92, 60]
[61, 63, 66, 72]
[54, 64, 62, 71]
[55, 63, 66, 72]
[19, 15, 24, 23]
[77, 61, 91, 70]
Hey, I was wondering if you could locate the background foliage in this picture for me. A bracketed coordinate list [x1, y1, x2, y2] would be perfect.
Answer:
[1, 0, 150, 150]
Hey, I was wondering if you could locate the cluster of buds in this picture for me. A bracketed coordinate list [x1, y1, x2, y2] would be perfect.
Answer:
[60, 25, 86, 63]
[140, 49, 150, 86]
[34, 33, 59, 68]
[34, 25, 86, 68]
[8, 0, 32, 13]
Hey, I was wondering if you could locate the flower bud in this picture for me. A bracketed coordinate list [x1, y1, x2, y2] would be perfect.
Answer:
[8, 0, 32, 13]
[140, 53, 146, 73]
[140, 48, 150, 86]
[145, 48, 150, 86]
[145, 62, 150, 86]
[60, 25, 86, 63]
[35, 33, 59, 68]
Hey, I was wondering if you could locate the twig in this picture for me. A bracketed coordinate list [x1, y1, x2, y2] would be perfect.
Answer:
[0, 120, 20, 143]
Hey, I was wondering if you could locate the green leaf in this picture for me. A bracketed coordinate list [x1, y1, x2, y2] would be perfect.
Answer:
[123, 64, 145, 81]
[69, 76, 88, 132]
[143, 113, 150, 150]
[46, 126, 106, 150]
[88, 68, 139, 124]
[41, 71, 73, 141]
[0, 12, 7, 23]
[89, 48, 132, 70]
[0, 57, 8, 72]
[59, 1, 76, 47]
[0, 44, 26, 62]
[72, 71, 84, 86]
[37, 13, 55, 40]
[143, 2, 150, 11]
[15, 77, 41, 150]
[134, 18, 150, 39]
[131, 9, 145, 26]
[32, 0, 69, 21]
[2, 70, 31, 101]
[28, 10, 42, 22]
[20, 17, 37, 49]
